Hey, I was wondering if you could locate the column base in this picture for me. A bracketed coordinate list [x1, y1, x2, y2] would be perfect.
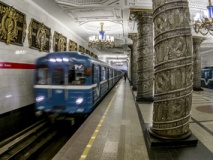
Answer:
[132, 85, 137, 91]
[193, 87, 204, 91]
[136, 96, 154, 102]
[146, 125, 198, 147]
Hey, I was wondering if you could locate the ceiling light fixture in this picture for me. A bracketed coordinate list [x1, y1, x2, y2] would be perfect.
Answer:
[194, 0, 213, 35]
[88, 22, 115, 49]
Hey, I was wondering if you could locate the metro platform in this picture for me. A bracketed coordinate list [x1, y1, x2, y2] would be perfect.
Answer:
[53, 79, 213, 160]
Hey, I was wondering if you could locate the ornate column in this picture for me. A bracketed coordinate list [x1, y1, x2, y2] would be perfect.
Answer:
[133, 10, 154, 102]
[150, 0, 194, 140]
[193, 36, 206, 91]
[128, 33, 138, 90]
[127, 45, 133, 84]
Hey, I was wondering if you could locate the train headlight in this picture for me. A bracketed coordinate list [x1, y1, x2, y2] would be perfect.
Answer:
[76, 97, 83, 105]
[36, 96, 45, 102]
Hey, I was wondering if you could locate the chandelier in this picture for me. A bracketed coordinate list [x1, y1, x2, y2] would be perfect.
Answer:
[88, 22, 115, 49]
[193, 0, 213, 35]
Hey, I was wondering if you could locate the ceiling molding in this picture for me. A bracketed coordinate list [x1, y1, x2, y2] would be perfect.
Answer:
[58, 5, 122, 21]
[130, 8, 153, 12]
[55, 0, 109, 6]
[55, 0, 120, 7]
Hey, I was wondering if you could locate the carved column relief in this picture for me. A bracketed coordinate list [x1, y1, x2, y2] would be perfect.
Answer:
[151, 0, 193, 138]
[134, 11, 154, 101]
[128, 33, 138, 90]
[193, 37, 205, 91]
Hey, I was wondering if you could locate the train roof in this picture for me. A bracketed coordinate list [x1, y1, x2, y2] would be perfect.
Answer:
[35, 51, 121, 71]
[203, 66, 213, 69]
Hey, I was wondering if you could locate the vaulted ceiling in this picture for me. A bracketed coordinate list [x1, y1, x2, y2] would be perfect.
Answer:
[32, 0, 213, 61]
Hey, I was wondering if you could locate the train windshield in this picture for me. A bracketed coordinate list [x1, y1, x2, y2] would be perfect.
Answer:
[68, 64, 86, 85]
[36, 66, 49, 85]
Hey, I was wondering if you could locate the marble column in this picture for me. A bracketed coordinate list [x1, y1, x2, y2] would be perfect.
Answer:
[150, 0, 193, 139]
[134, 11, 154, 102]
[193, 36, 206, 91]
[128, 33, 138, 91]
[128, 44, 133, 85]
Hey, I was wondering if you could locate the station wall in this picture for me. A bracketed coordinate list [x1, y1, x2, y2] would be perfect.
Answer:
[0, 0, 90, 114]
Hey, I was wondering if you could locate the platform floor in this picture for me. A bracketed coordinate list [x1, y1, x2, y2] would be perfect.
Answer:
[53, 80, 213, 160]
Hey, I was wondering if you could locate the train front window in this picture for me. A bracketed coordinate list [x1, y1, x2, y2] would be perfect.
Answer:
[68, 64, 86, 85]
[36, 67, 49, 85]
[204, 71, 210, 79]
[53, 68, 64, 85]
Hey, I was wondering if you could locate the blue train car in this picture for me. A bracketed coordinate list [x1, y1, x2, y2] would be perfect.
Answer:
[201, 66, 213, 89]
[34, 51, 122, 116]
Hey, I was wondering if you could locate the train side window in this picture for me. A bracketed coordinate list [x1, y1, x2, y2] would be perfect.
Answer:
[101, 67, 106, 81]
[37, 67, 48, 85]
[68, 64, 86, 85]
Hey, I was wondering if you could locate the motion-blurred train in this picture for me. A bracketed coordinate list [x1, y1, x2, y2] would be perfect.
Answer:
[201, 66, 213, 89]
[34, 51, 123, 116]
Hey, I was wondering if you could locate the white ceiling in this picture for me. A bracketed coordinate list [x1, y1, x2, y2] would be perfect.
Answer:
[31, 0, 213, 61]
[31, 0, 152, 60]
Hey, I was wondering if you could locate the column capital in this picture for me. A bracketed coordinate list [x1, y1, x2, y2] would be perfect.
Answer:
[128, 33, 137, 41]
[130, 8, 153, 21]
[192, 36, 206, 45]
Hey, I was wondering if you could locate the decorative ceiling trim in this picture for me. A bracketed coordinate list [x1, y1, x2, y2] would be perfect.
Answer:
[59, 6, 122, 21]
[55, 0, 109, 6]
[130, 8, 153, 12]
[188, 0, 208, 9]
[108, 0, 119, 6]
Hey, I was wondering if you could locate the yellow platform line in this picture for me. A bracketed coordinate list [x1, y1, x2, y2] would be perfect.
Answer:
[79, 94, 115, 160]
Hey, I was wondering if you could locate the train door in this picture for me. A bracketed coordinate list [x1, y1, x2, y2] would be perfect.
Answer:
[93, 64, 101, 102]
[108, 68, 111, 88]
[51, 66, 66, 110]
[112, 70, 115, 85]
[101, 66, 107, 91]
[212, 70, 213, 79]
[107, 67, 109, 90]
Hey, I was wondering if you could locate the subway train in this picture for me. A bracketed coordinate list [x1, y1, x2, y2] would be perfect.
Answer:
[34, 51, 123, 116]
[201, 66, 213, 89]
